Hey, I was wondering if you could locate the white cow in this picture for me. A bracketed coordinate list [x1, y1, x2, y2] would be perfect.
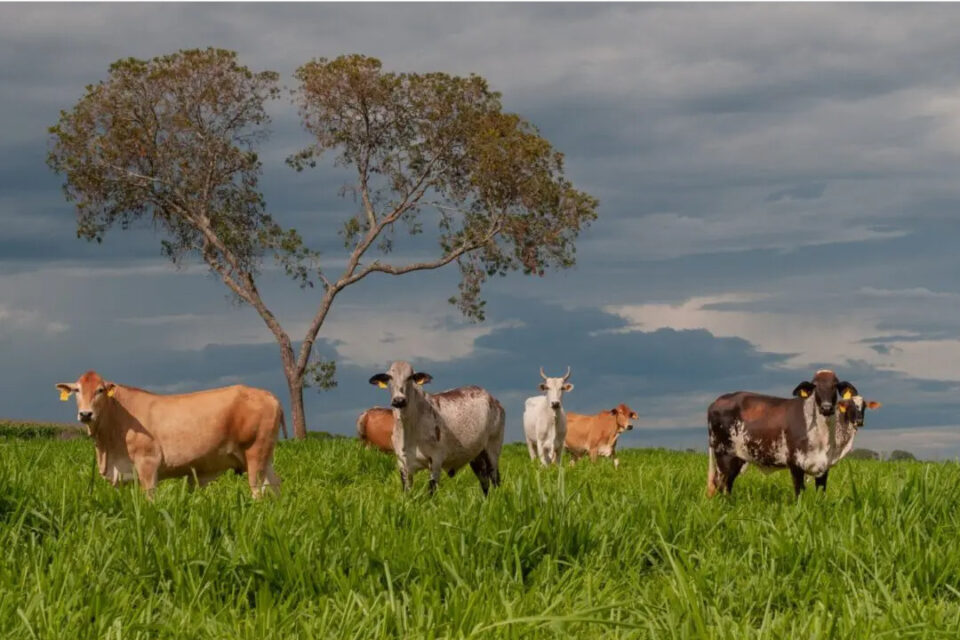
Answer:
[369, 360, 505, 495]
[523, 367, 573, 466]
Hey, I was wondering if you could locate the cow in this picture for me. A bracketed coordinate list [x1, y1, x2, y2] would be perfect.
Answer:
[565, 403, 638, 468]
[523, 367, 573, 466]
[368, 361, 504, 495]
[706, 369, 861, 498]
[356, 407, 395, 453]
[56, 370, 283, 498]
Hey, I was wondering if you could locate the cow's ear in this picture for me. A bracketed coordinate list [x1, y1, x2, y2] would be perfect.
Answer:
[792, 381, 815, 398]
[562, 383, 574, 392]
[838, 381, 859, 400]
[540, 384, 549, 391]
[610, 408, 618, 415]
[867, 401, 882, 410]
[369, 373, 391, 388]
[838, 403, 848, 414]
[412, 372, 432, 386]
[630, 411, 638, 419]
[55, 383, 77, 401]
[105, 382, 117, 398]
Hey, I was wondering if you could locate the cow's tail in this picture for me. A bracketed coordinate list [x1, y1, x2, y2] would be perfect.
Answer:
[278, 409, 289, 440]
[706, 447, 717, 497]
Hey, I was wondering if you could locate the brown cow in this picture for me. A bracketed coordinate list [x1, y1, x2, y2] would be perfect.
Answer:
[56, 370, 283, 498]
[565, 403, 638, 468]
[356, 407, 394, 453]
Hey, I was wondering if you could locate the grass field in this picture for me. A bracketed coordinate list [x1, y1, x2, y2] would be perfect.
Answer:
[2, 434, 960, 639]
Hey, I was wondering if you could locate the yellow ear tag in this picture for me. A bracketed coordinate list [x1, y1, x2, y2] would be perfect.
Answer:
[799, 389, 809, 398]
[843, 390, 853, 400]
[377, 381, 388, 389]
[59, 390, 69, 402]
[415, 379, 425, 386]
[107, 388, 116, 398]
[838, 404, 847, 413]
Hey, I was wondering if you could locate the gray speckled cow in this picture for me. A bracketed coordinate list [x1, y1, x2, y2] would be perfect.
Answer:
[369, 361, 505, 495]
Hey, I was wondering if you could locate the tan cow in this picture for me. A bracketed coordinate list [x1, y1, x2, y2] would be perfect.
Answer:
[356, 407, 395, 453]
[56, 370, 283, 497]
[565, 403, 638, 468]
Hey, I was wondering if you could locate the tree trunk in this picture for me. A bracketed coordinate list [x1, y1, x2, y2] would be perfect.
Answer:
[279, 342, 308, 440]
[287, 374, 307, 440]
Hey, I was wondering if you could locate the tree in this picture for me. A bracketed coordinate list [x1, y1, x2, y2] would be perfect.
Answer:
[888, 449, 917, 462]
[48, 49, 599, 439]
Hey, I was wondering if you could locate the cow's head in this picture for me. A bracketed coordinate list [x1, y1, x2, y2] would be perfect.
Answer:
[369, 361, 432, 409]
[792, 370, 856, 416]
[610, 403, 638, 432]
[55, 370, 116, 425]
[839, 396, 882, 428]
[539, 366, 573, 410]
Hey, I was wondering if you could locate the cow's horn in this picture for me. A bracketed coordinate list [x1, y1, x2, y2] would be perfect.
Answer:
[563, 366, 571, 382]
[539, 366, 548, 381]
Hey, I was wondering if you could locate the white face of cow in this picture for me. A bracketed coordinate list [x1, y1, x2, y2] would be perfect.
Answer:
[539, 367, 573, 410]
[56, 370, 116, 425]
[369, 360, 432, 409]
[839, 395, 882, 428]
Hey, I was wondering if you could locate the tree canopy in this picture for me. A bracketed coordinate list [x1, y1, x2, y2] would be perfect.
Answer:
[48, 48, 599, 438]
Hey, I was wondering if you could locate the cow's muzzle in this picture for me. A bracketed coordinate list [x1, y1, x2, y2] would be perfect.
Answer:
[391, 397, 407, 409]
[820, 402, 834, 415]
[550, 402, 561, 410]
[78, 411, 93, 423]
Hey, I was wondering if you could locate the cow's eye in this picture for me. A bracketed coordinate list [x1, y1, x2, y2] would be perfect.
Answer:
[96, 388, 104, 394]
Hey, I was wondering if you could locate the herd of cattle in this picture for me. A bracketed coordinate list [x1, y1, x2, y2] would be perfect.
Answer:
[54, 363, 880, 500]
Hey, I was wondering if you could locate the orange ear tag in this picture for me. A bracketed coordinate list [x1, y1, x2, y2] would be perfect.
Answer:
[59, 391, 69, 402]
[107, 388, 116, 398]
[377, 381, 388, 389]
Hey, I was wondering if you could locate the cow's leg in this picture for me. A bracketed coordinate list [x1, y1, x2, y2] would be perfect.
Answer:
[722, 456, 745, 494]
[397, 459, 413, 492]
[589, 448, 599, 463]
[261, 463, 281, 496]
[428, 458, 443, 496]
[470, 451, 492, 496]
[526, 439, 538, 461]
[134, 456, 160, 499]
[789, 465, 806, 497]
[815, 470, 828, 492]
[539, 441, 554, 466]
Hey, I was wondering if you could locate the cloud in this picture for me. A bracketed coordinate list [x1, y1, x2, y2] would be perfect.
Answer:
[0, 306, 68, 338]
[6, 4, 960, 455]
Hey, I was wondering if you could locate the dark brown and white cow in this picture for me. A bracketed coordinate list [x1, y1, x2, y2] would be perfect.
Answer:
[706, 369, 862, 498]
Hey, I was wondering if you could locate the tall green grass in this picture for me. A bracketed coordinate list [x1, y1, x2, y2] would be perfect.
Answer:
[1, 436, 959, 638]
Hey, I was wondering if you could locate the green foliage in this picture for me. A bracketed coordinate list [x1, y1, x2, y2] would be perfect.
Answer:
[0, 420, 80, 440]
[890, 449, 917, 461]
[46, 48, 314, 285]
[304, 357, 337, 392]
[292, 55, 598, 320]
[1, 438, 958, 638]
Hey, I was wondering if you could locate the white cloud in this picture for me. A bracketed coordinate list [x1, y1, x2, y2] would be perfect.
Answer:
[604, 292, 960, 382]
[0, 306, 67, 337]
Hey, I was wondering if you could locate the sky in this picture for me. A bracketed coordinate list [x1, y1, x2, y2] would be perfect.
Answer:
[3, 3, 960, 459]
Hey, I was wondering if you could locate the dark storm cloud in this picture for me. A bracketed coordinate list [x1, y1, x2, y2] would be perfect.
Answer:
[5, 4, 960, 454]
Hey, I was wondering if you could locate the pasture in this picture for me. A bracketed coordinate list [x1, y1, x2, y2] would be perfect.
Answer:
[1, 433, 959, 638]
